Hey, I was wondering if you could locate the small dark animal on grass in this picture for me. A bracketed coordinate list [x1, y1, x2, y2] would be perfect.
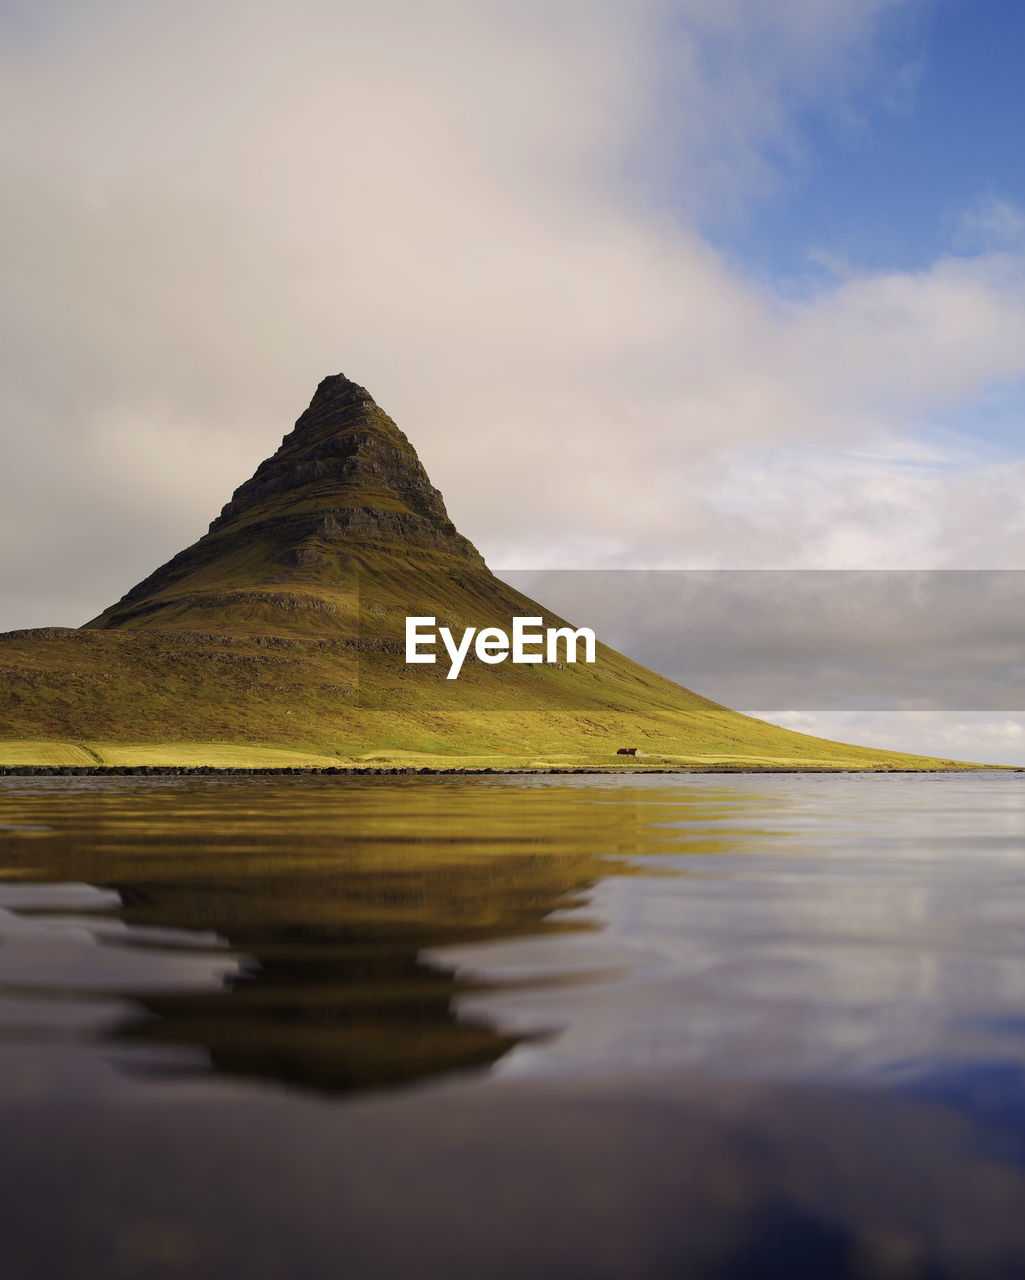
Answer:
[617, 747, 638, 755]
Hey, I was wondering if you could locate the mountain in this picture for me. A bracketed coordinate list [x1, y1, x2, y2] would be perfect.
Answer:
[0, 375, 974, 769]
[87, 374, 486, 634]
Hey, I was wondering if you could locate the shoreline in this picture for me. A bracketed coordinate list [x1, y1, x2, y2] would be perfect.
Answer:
[0, 764, 1011, 777]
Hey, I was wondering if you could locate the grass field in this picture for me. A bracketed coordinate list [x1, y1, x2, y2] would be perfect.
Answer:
[0, 739, 981, 771]
[0, 614, 987, 771]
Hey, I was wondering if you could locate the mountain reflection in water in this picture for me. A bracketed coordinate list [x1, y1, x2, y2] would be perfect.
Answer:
[0, 776, 702, 1094]
[2, 773, 1025, 1279]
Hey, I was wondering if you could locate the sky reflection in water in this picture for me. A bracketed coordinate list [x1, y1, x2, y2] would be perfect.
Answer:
[1, 772, 1025, 1278]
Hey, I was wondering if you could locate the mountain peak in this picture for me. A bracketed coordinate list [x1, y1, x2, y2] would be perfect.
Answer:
[289, 372, 385, 437]
[310, 371, 375, 400]
[208, 373, 447, 537]
[86, 375, 485, 632]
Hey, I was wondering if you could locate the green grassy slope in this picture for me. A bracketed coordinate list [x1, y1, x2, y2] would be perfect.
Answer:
[0, 620, 972, 768]
[0, 375, 985, 770]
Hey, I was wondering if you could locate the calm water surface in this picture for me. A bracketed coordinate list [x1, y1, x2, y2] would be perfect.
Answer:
[1, 772, 1025, 1278]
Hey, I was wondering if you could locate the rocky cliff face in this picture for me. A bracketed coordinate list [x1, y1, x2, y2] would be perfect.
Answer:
[208, 375, 481, 556]
[87, 375, 486, 631]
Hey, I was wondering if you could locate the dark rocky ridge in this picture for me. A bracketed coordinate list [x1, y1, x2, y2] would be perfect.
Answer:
[209, 376, 464, 535]
[87, 375, 485, 631]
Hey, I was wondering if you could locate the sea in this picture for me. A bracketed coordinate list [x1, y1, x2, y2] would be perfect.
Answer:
[1, 771, 1025, 1279]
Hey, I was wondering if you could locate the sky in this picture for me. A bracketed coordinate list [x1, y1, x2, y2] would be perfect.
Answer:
[3, 0, 1025, 760]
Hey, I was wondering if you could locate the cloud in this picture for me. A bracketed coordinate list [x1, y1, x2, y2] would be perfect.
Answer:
[3, 0, 1025, 635]
[953, 194, 1025, 251]
[767, 711, 1025, 767]
[502, 568, 1025, 711]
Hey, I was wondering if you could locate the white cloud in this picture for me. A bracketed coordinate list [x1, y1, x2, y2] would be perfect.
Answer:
[766, 711, 1025, 768]
[3, 0, 1025, 633]
[697, 444, 1025, 570]
[953, 194, 1025, 250]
